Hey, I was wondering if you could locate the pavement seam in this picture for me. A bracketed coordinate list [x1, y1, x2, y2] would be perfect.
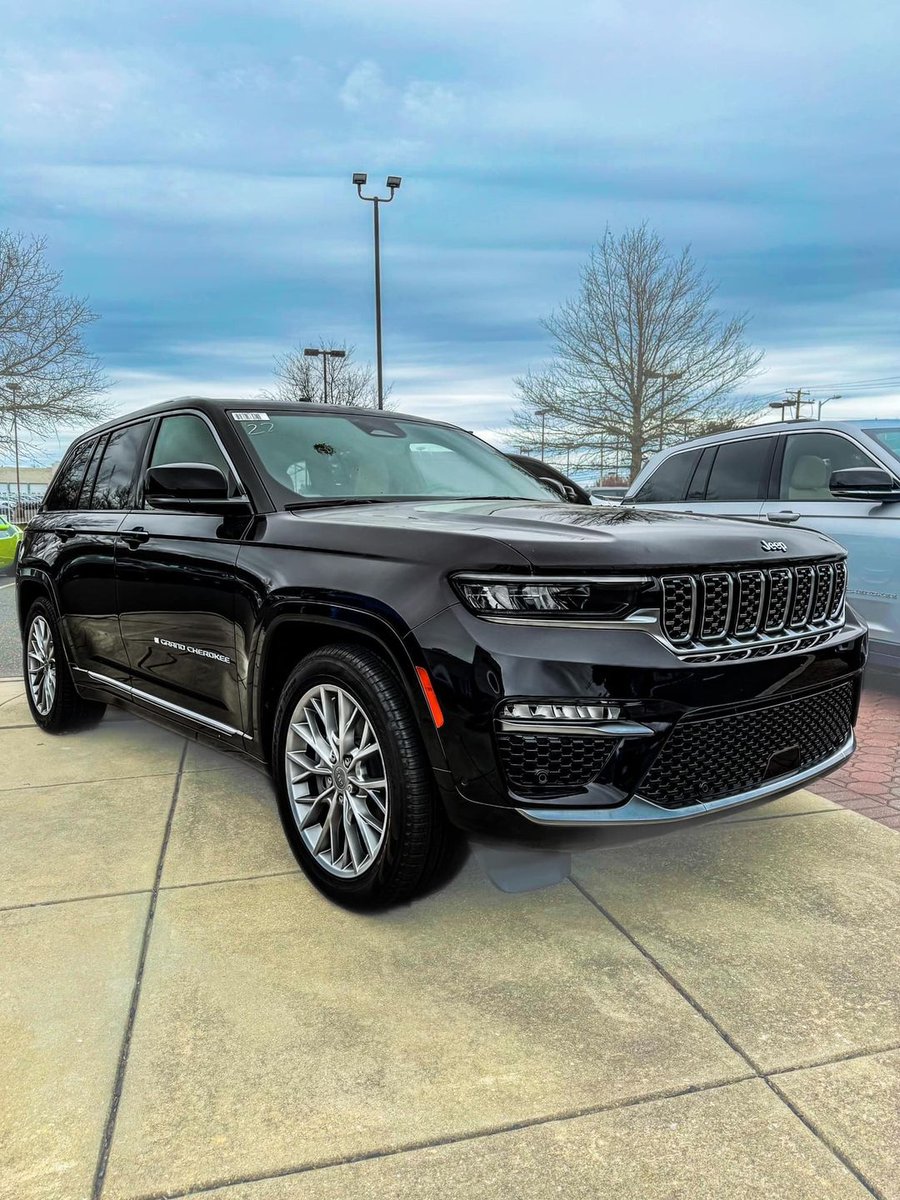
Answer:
[569, 875, 887, 1200]
[764, 1076, 886, 1199]
[568, 876, 764, 1072]
[90, 739, 189, 1200]
[765, 1040, 900, 1078]
[0, 887, 153, 913]
[123, 1074, 760, 1200]
[0, 870, 301, 914]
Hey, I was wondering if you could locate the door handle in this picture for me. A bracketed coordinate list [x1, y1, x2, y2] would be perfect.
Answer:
[767, 510, 801, 524]
[56, 526, 77, 542]
[118, 528, 150, 548]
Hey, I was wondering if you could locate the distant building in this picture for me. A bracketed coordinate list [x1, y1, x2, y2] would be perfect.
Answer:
[0, 465, 57, 497]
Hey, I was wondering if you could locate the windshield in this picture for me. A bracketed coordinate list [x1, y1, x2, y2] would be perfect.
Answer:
[864, 427, 900, 464]
[228, 410, 557, 505]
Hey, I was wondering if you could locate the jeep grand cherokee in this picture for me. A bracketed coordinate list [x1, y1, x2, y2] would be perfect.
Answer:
[18, 400, 865, 906]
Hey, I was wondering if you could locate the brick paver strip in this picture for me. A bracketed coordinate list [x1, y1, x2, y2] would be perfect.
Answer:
[812, 676, 900, 830]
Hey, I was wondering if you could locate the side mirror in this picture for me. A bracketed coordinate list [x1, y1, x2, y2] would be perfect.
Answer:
[144, 463, 250, 513]
[829, 466, 900, 502]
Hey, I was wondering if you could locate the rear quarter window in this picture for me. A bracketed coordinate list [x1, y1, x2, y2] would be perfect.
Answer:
[633, 449, 701, 503]
[43, 440, 95, 511]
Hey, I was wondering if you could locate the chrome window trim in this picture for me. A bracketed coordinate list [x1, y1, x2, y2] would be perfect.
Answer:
[515, 733, 855, 826]
[76, 668, 251, 739]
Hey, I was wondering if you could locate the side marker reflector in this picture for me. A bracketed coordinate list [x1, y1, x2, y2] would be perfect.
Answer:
[415, 666, 445, 728]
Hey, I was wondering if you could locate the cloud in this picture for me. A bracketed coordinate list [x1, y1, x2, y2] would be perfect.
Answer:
[339, 60, 388, 111]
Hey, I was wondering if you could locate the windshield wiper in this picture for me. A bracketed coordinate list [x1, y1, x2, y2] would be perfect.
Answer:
[284, 497, 396, 511]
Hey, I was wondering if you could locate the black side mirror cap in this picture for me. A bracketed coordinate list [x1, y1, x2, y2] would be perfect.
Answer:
[829, 466, 900, 502]
[144, 463, 251, 513]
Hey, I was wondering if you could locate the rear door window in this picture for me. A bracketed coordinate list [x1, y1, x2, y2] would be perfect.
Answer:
[704, 438, 774, 501]
[90, 421, 152, 511]
[633, 449, 701, 502]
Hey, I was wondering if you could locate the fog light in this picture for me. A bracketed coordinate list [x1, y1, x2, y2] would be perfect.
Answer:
[500, 703, 621, 721]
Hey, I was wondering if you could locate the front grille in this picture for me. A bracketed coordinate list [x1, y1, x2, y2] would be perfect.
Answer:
[496, 732, 614, 793]
[660, 559, 846, 655]
[638, 681, 854, 810]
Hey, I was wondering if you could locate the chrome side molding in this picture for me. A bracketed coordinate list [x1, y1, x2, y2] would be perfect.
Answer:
[76, 668, 250, 739]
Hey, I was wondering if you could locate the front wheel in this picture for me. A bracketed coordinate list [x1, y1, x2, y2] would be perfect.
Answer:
[23, 599, 106, 733]
[272, 645, 453, 908]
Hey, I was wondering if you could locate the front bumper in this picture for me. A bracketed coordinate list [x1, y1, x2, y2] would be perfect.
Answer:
[411, 603, 867, 838]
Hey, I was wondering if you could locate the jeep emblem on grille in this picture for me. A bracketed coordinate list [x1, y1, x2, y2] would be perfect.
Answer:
[761, 540, 788, 552]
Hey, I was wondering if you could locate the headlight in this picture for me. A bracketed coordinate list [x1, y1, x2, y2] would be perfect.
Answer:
[452, 574, 657, 621]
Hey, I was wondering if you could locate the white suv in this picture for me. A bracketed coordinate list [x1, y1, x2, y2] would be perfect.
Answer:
[624, 419, 900, 670]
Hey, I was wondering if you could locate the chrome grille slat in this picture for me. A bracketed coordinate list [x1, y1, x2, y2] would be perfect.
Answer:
[764, 568, 792, 632]
[660, 560, 847, 657]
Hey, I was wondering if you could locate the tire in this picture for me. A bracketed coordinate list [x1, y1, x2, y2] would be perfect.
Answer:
[23, 598, 107, 733]
[272, 644, 453, 908]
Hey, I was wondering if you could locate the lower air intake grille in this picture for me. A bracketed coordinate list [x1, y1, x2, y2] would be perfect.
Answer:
[638, 682, 854, 810]
[497, 732, 614, 792]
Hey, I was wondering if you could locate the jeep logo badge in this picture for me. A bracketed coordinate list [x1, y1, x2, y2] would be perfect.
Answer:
[761, 540, 788, 552]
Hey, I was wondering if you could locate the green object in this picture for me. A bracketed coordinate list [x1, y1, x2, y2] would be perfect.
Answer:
[0, 518, 23, 571]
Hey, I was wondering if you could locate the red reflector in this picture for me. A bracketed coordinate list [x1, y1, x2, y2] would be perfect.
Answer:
[415, 666, 445, 728]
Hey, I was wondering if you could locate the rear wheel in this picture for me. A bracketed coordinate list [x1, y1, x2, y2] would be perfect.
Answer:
[23, 599, 106, 732]
[272, 644, 452, 908]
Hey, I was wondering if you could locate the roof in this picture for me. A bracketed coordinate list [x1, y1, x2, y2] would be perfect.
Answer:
[83, 396, 443, 439]
[661, 417, 900, 453]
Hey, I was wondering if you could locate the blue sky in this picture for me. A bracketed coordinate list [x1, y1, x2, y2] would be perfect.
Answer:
[3, 0, 899, 462]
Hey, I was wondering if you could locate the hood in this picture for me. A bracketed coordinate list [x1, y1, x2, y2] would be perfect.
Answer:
[283, 499, 843, 571]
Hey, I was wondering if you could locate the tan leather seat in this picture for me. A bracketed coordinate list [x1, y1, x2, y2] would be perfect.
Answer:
[788, 455, 831, 500]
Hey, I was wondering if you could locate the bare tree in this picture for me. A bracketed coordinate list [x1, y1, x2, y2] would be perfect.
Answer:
[264, 340, 388, 408]
[0, 231, 109, 458]
[512, 225, 764, 480]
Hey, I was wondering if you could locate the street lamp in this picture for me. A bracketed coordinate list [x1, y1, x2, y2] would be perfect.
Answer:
[353, 173, 401, 410]
[769, 400, 790, 422]
[535, 409, 547, 461]
[303, 347, 346, 405]
[646, 369, 684, 450]
[5, 380, 22, 500]
[818, 393, 841, 419]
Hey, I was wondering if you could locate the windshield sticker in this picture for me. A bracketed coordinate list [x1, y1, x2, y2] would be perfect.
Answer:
[231, 411, 269, 422]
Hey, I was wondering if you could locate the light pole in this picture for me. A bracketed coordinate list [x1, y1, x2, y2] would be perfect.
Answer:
[6, 381, 22, 501]
[353, 173, 401, 410]
[818, 393, 841, 419]
[769, 400, 790, 422]
[303, 347, 346, 405]
[646, 369, 684, 451]
[535, 409, 547, 461]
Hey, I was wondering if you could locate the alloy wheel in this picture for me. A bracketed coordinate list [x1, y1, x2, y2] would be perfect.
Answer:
[26, 615, 56, 717]
[285, 683, 389, 878]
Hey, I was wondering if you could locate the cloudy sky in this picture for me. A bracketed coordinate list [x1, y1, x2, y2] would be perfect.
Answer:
[3, 0, 899, 462]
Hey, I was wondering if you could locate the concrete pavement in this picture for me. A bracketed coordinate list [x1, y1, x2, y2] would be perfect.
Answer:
[1, 679, 898, 1200]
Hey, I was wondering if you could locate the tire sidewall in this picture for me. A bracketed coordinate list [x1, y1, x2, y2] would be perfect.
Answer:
[23, 599, 63, 731]
[273, 653, 413, 903]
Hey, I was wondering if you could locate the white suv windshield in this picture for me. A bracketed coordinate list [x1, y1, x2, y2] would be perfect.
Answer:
[229, 410, 555, 505]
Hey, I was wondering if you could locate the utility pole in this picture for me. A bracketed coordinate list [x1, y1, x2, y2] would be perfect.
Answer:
[785, 388, 810, 421]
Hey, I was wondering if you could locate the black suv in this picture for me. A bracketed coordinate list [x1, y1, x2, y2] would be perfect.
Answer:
[18, 400, 865, 906]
